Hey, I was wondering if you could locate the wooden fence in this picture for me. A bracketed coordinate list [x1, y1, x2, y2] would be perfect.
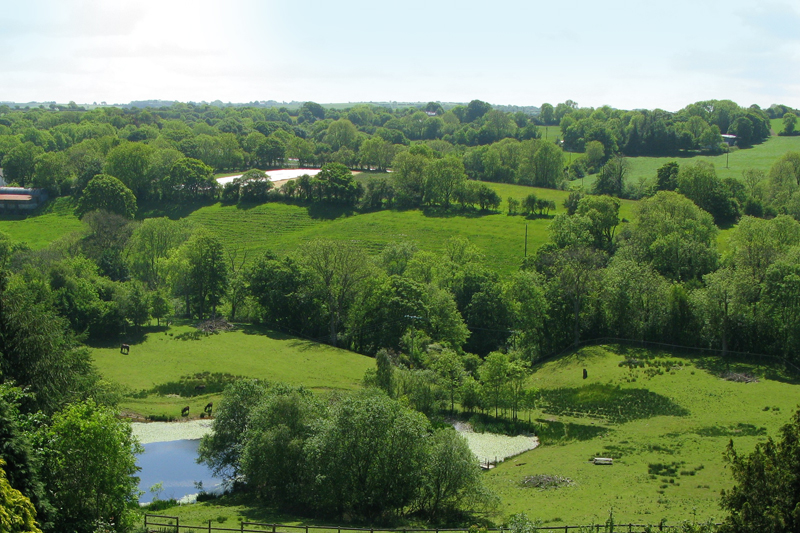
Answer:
[144, 514, 717, 533]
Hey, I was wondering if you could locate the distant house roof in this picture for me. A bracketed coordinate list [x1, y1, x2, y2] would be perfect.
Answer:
[721, 134, 737, 139]
[0, 194, 32, 201]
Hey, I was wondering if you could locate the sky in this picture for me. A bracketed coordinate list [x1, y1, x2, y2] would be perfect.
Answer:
[1, 0, 799, 111]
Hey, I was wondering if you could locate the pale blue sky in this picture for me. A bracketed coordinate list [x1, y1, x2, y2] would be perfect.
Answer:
[1, 0, 798, 110]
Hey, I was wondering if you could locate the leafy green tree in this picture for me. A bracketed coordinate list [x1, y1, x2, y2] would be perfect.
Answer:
[300, 240, 370, 346]
[392, 151, 430, 207]
[32, 151, 70, 195]
[1, 142, 43, 186]
[0, 389, 52, 530]
[417, 428, 490, 520]
[103, 142, 153, 199]
[466, 100, 492, 122]
[424, 156, 467, 207]
[247, 253, 326, 338]
[656, 161, 680, 191]
[0, 459, 41, 533]
[126, 217, 192, 290]
[325, 119, 359, 151]
[677, 161, 739, 223]
[720, 408, 800, 533]
[428, 349, 466, 413]
[120, 282, 150, 328]
[198, 379, 269, 481]
[576, 195, 620, 250]
[593, 155, 628, 197]
[241, 389, 318, 508]
[162, 157, 217, 200]
[479, 351, 511, 418]
[621, 191, 719, 281]
[520, 140, 564, 188]
[180, 231, 227, 318]
[237, 169, 273, 203]
[584, 140, 605, 172]
[0, 275, 96, 414]
[539, 103, 555, 125]
[781, 112, 797, 136]
[305, 390, 429, 520]
[75, 175, 137, 219]
[505, 270, 549, 362]
[600, 258, 668, 341]
[39, 400, 142, 533]
[763, 252, 800, 360]
[149, 291, 172, 326]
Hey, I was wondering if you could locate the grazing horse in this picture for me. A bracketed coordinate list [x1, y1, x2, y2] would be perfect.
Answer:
[181, 406, 189, 417]
[204, 402, 213, 414]
[120, 344, 130, 354]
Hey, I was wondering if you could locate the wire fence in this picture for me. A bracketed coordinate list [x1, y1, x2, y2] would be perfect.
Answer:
[143, 515, 720, 533]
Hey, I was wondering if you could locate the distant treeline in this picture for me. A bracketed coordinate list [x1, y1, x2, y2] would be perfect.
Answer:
[1, 98, 797, 203]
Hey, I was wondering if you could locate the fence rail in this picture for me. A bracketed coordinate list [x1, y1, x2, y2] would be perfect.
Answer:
[144, 515, 719, 533]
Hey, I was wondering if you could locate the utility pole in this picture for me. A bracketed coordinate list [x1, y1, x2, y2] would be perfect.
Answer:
[524, 224, 528, 257]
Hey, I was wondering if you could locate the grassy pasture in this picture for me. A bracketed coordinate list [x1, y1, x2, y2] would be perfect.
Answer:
[0, 197, 84, 249]
[143, 343, 800, 527]
[182, 182, 588, 275]
[91, 323, 373, 418]
[485, 344, 799, 526]
[569, 129, 800, 191]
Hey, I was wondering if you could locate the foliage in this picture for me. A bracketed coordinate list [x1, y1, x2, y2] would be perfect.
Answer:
[75, 174, 137, 219]
[720, 408, 800, 533]
[0, 459, 41, 533]
[38, 400, 142, 533]
[201, 384, 495, 521]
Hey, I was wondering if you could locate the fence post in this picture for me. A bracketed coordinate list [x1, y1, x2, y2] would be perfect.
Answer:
[176, 517, 180, 533]
[241, 521, 244, 533]
[209, 519, 212, 533]
[144, 515, 148, 530]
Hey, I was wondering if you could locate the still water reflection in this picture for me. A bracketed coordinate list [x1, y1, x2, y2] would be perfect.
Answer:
[136, 439, 223, 503]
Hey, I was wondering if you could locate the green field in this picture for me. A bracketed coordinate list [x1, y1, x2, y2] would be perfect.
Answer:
[91, 323, 373, 418]
[142, 342, 800, 527]
[184, 187, 560, 275]
[0, 197, 85, 249]
[570, 129, 800, 190]
[486, 344, 798, 525]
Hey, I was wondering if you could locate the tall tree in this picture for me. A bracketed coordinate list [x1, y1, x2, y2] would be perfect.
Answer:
[75, 174, 137, 219]
[300, 240, 370, 347]
[720, 408, 800, 533]
[38, 401, 142, 533]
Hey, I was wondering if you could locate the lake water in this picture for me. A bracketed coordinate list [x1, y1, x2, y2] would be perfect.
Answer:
[136, 439, 224, 503]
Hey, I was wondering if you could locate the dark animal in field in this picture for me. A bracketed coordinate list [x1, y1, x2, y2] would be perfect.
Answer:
[181, 406, 189, 417]
[120, 344, 130, 354]
[194, 385, 206, 391]
[204, 402, 213, 414]
[583, 368, 588, 379]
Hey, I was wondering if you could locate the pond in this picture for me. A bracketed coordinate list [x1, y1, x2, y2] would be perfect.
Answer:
[136, 439, 224, 504]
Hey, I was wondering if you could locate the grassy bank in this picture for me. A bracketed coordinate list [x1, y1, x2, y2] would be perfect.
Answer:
[137, 343, 800, 526]
[486, 344, 798, 525]
[91, 323, 373, 418]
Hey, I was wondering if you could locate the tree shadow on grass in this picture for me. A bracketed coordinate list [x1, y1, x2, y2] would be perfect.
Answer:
[137, 198, 218, 220]
[421, 206, 497, 219]
[306, 202, 357, 220]
[85, 324, 170, 349]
